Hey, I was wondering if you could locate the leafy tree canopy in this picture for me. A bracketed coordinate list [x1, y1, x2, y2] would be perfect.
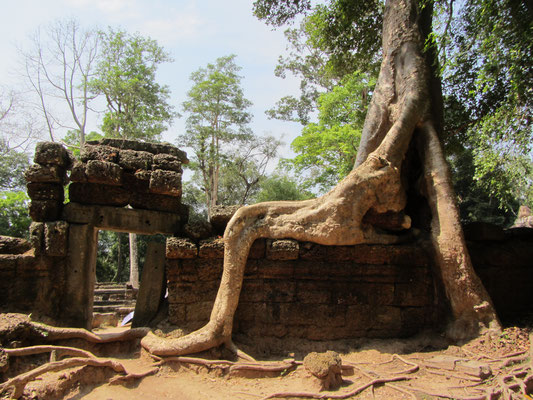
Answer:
[179, 55, 255, 213]
[90, 28, 175, 141]
[282, 70, 374, 193]
[0, 191, 31, 239]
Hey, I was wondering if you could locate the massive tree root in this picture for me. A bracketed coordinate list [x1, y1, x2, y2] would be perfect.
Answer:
[142, 0, 500, 357]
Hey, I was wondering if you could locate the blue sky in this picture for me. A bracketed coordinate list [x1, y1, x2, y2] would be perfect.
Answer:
[0, 0, 303, 157]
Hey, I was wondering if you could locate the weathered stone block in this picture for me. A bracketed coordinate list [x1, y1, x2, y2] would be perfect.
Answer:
[25, 164, 66, 184]
[153, 153, 183, 172]
[266, 239, 299, 260]
[69, 183, 129, 207]
[29, 222, 44, 255]
[118, 149, 153, 171]
[91, 138, 189, 164]
[123, 171, 151, 193]
[166, 237, 198, 259]
[27, 183, 64, 201]
[44, 221, 69, 257]
[69, 161, 87, 182]
[198, 237, 225, 259]
[34, 142, 71, 167]
[29, 200, 62, 222]
[62, 203, 184, 235]
[209, 205, 241, 234]
[149, 169, 182, 196]
[183, 219, 212, 241]
[86, 160, 123, 185]
[129, 192, 181, 213]
[0, 236, 32, 255]
[80, 144, 118, 163]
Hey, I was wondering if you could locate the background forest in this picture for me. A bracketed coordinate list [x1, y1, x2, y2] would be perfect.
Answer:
[1, 0, 531, 282]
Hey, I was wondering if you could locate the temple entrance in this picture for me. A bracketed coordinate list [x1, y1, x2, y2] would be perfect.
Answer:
[92, 231, 167, 329]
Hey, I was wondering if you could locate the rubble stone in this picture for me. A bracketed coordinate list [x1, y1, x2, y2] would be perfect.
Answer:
[117, 149, 153, 171]
[86, 160, 123, 185]
[24, 164, 66, 184]
[166, 237, 198, 259]
[266, 239, 299, 260]
[29, 200, 62, 222]
[26, 183, 64, 201]
[90, 138, 189, 163]
[153, 153, 183, 172]
[69, 161, 87, 182]
[80, 144, 118, 163]
[34, 142, 71, 167]
[149, 169, 182, 196]
[209, 205, 241, 234]
[0, 236, 32, 254]
[303, 351, 343, 391]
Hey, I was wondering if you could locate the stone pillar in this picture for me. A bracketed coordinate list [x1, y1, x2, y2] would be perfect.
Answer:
[132, 241, 166, 327]
[62, 224, 98, 329]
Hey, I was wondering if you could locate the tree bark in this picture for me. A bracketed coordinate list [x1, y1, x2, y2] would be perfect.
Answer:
[128, 233, 139, 289]
[141, 0, 500, 356]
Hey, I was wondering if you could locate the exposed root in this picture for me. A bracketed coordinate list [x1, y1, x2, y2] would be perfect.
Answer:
[260, 375, 412, 400]
[0, 357, 126, 399]
[108, 367, 160, 385]
[4, 345, 96, 359]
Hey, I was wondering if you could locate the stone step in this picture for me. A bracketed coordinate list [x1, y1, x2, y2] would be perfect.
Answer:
[93, 305, 135, 314]
[94, 288, 128, 295]
[94, 300, 134, 307]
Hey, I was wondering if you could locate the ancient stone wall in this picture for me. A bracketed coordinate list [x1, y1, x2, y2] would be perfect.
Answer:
[166, 237, 443, 341]
[1, 141, 531, 338]
[0, 140, 188, 329]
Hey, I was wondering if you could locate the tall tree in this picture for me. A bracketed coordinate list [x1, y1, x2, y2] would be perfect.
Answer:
[90, 28, 175, 141]
[142, 0, 503, 357]
[20, 18, 99, 145]
[179, 55, 253, 215]
[91, 28, 175, 288]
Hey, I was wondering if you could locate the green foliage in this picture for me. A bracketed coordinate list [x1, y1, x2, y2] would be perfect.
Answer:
[0, 191, 31, 238]
[179, 55, 255, 212]
[441, 0, 532, 217]
[282, 71, 373, 193]
[253, 173, 313, 202]
[253, 0, 312, 26]
[90, 28, 175, 141]
[0, 140, 30, 191]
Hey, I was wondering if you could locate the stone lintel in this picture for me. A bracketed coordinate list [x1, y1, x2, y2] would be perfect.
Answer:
[61, 203, 183, 235]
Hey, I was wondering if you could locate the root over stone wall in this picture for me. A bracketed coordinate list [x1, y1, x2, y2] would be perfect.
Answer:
[166, 237, 444, 341]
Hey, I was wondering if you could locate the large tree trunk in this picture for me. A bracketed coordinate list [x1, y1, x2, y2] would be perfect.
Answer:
[142, 0, 500, 356]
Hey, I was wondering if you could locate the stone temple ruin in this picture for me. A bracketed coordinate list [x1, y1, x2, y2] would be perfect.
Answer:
[0, 140, 532, 343]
